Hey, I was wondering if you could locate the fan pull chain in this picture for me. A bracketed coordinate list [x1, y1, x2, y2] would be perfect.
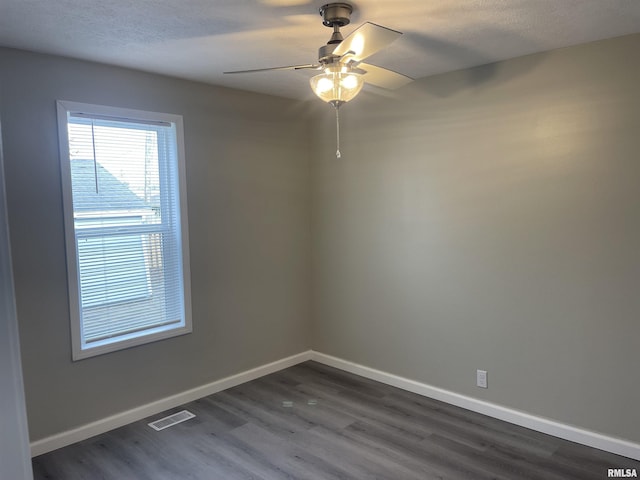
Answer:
[335, 104, 341, 159]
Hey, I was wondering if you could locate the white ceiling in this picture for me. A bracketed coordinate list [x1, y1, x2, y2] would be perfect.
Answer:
[1, 0, 639, 100]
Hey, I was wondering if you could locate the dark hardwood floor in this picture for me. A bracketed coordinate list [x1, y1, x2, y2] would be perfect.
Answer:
[33, 361, 640, 479]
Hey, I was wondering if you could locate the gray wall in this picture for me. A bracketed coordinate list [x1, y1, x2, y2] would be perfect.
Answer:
[311, 34, 640, 443]
[0, 122, 33, 478]
[0, 48, 311, 442]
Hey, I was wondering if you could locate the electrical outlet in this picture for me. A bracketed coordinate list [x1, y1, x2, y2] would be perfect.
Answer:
[477, 369, 488, 388]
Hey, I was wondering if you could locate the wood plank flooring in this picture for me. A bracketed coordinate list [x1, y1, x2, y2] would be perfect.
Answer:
[33, 361, 640, 479]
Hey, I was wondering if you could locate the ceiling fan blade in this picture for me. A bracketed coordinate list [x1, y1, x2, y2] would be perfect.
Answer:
[224, 64, 319, 74]
[359, 63, 413, 90]
[332, 22, 402, 62]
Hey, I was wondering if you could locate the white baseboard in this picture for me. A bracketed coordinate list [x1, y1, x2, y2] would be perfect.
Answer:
[31, 349, 640, 462]
[30, 351, 313, 457]
[310, 351, 640, 461]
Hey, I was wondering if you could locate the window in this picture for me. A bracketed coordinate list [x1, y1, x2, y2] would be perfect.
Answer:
[57, 101, 192, 360]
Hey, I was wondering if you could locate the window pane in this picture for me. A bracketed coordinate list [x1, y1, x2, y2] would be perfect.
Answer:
[77, 233, 151, 309]
[68, 121, 162, 227]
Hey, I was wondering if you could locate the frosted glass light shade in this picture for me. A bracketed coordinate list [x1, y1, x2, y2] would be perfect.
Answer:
[310, 65, 364, 106]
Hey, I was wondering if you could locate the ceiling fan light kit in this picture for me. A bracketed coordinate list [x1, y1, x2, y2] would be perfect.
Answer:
[224, 2, 412, 157]
[310, 62, 364, 158]
[309, 64, 364, 107]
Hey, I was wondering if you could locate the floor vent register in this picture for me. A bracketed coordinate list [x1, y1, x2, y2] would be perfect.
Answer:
[148, 410, 195, 431]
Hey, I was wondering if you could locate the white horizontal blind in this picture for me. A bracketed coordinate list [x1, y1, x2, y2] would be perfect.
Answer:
[59, 104, 190, 356]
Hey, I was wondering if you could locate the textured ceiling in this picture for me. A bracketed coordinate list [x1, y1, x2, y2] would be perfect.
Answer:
[1, 0, 639, 100]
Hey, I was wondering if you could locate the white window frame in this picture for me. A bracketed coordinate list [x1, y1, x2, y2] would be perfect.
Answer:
[57, 101, 192, 360]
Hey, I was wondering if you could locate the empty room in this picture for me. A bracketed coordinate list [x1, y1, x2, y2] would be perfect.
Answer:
[1, 1, 640, 479]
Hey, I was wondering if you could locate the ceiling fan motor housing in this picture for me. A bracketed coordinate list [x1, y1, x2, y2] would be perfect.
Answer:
[319, 3, 353, 27]
[318, 3, 354, 62]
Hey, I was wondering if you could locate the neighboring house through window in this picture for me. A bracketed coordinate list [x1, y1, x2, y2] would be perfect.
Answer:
[57, 101, 192, 360]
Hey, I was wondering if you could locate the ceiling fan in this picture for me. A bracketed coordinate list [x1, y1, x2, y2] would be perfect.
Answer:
[224, 2, 412, 157]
